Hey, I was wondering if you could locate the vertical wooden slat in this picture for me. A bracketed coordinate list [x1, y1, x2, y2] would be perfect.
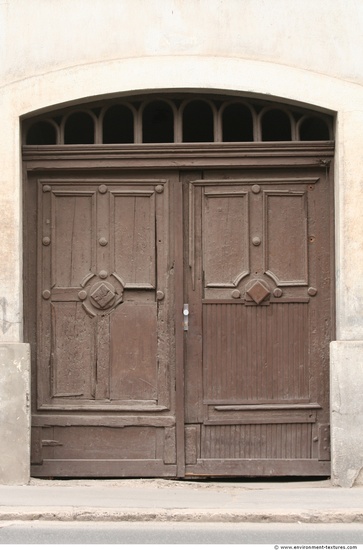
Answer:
[202, 424, 312, 459]
[164, 427, 176, 464]
[203, 303, 309, 402]
[185, 425, 198, 465]
[31, 427, 43, 465]
[51, 302, 95, 398]
[175, 177, 185, 477]
[95, 315, 110, 400]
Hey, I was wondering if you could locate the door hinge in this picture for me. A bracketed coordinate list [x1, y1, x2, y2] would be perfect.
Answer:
[42, 439, 63, 447]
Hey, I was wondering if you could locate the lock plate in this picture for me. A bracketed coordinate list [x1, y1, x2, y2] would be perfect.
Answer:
[183, 303, 189, 331]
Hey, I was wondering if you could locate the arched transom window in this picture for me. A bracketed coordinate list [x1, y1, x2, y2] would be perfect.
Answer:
[23, 93, 333, 146]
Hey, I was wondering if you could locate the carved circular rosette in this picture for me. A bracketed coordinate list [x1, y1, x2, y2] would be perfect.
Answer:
[156, 290, 165, 301]
[155, 185, 164, 194]
[42, 236, 51, 246]
[251, 184, 261, 194]
[231, 289, 241, 299]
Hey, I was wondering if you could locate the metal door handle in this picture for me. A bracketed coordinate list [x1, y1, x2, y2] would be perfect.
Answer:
[183, 303, 189, 331]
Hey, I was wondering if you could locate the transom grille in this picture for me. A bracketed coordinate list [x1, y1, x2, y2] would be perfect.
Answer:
[23, 93, 333, 146]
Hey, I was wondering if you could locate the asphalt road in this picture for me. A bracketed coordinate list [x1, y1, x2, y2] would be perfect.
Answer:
[0, 521, 363, 545]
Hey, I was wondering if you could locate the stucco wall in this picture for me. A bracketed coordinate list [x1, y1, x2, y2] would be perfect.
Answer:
[0, 0, 363, 485]
[1, 0, 363, 87]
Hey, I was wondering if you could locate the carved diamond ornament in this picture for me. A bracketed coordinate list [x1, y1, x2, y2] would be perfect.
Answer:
[90, 282, 116, 309]
[246, 280, 270, 304]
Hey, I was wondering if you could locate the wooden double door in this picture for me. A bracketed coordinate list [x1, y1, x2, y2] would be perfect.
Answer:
[27, 164, 333, 477]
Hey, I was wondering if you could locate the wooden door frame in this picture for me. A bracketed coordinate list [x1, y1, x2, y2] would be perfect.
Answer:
[23, 141, 335, 478]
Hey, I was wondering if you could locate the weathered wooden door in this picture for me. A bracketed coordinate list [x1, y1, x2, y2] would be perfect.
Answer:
[183, 167, 332, 476]
[27, 163, 332, 478]
[28, 171, 180, 477]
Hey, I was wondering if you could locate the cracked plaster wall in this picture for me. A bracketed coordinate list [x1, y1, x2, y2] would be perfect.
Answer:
[0, 344, 30, 484]
[331, 342, 363, 487]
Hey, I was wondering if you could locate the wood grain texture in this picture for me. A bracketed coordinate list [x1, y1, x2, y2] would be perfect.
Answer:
[110, 302, 158, 401]
[264, 191, 308, 285]
[29, 174, 177, 477]
[202, 189, 249, 286]
[184, 166, 333, 476]
[201, 424, 312, 459]
[203, 302, 309, 402]
[24, 153, 333, 478]
[112, 191, 156, 287]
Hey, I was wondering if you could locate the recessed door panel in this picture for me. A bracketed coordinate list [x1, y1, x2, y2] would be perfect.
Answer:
[50, 302, 96, 399]
[110, 302, 158, 402]
[203, 301, 309, 403]
[264, 191, 308, 285]
[202, 189, 249, 287]
[51, 192, 95, 287]
[112, 191, 156, 287]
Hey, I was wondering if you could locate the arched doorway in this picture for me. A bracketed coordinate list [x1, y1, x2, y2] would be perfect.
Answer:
[23, 93, 334, 477]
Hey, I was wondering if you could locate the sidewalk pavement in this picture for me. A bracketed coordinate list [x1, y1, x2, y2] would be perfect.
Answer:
[0, 478, 363, 523]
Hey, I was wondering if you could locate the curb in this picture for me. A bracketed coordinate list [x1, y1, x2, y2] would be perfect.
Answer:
[1, 508, 363, 523]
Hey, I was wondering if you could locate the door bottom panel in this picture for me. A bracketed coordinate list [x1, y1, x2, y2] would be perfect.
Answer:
[31, 461, 178, 478]
[31, 424, 177, 477]
[185, 459, 330, 477]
